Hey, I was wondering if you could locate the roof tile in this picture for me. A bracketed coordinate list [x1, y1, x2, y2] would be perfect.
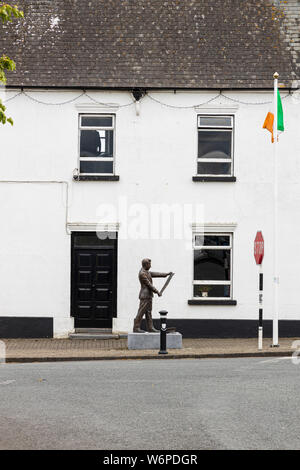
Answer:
[0, 0, 298, 88]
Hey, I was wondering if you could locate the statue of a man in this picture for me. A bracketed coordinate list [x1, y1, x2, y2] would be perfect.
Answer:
[133, 258, 171, 333]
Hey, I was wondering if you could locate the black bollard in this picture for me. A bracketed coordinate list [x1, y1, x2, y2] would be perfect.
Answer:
[159, 310, 168, 355]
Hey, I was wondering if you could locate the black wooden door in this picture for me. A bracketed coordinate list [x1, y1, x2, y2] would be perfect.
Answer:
[71, 233, 117, 328]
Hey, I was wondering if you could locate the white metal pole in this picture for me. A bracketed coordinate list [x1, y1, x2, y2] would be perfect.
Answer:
[272, 72, 279, 347]
[258, 263, 263, 350]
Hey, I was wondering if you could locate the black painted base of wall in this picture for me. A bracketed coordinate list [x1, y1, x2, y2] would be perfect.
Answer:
[2, 317, 300, 339]
[142, 319, 300, 338]
[0, 317, 53, 338]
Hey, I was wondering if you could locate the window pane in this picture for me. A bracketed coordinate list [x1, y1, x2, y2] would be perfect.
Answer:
[74, 233, 116, 247]
[80, 160, 113, 174]
[195, 235, 230, 247]
[80, 130, 113, 158]
[197, 162, 231, 175]
[81, 116, 113, 127]
[193, 284, 230, 298]
[198, 130, 231, 159]
[199, 116, 232, 127]
[194, 249, 231, 281]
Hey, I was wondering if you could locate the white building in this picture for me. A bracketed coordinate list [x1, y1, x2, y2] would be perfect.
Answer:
[0, 0, 299, 338]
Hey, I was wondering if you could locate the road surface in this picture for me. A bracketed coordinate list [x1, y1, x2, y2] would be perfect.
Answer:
[0, 357, 299, 449]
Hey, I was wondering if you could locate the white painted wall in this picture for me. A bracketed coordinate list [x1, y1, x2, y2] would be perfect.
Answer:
[0, 181, 72, 336]
[0, 89, 299, 336]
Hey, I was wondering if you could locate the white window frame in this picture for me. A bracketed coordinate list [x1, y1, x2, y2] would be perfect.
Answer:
[197, 115, 234, 177]
[193, 232, 233, 300]
[78, 114, 116, 176]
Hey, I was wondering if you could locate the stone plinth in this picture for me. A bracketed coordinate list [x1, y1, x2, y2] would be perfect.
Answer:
[127, 332, 182, 350]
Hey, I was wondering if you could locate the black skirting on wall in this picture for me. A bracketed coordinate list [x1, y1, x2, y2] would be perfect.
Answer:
[143, 319, 300, 338]
[1, 317, 300, 339]
[0, 317, 53, 338]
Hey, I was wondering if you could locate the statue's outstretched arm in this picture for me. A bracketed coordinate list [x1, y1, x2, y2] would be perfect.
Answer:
[150, 271, 171, 278]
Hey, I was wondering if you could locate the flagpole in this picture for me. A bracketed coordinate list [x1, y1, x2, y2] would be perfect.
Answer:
[272, 71, 279, 347]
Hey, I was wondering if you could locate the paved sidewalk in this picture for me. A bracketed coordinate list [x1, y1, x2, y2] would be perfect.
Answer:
[0, 337, 298, 362]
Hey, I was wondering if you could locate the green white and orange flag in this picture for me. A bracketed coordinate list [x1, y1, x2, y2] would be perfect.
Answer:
[263, 90, 284, 142]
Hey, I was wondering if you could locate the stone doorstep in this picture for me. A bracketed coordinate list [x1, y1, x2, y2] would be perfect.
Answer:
[69, 334, 128, 340]
[75, 328, 113, 333]
[70, 328, 128, 340]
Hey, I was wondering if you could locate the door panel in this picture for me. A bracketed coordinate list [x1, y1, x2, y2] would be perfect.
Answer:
[79, 253, 93, 267]
[95, 305, 110, 319]
[78, 288, 92, 301]
[71, 233, 117, 328]
[96, 270, 111, 283]
[77, 305, 92, 318]
[78, 271, 92, 283]
[95, 288, 110, 301]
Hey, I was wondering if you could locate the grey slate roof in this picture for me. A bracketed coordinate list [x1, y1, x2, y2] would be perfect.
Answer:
[1, 0, 299, 89]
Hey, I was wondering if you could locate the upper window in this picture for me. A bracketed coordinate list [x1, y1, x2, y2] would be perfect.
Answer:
[79, 114, 115, 175]
[193, 233, 233, 299]
[197, 115, 233, 176]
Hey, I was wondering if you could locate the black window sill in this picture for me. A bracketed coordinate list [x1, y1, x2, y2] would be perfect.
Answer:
[188, 299, 237, 306]
[192, 176, 236, 182]
[73, 175, 120, 181]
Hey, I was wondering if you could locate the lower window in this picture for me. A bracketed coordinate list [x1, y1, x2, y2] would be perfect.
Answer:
[193, 233, 232, 299]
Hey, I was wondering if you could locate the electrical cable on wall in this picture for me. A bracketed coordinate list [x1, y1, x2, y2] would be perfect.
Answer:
[0, 88, 296, 108]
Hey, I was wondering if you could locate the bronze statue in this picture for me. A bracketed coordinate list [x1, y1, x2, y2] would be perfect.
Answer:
[133, 258, 172, 333]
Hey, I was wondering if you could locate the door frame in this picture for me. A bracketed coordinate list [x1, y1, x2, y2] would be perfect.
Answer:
[70, 231, 118, 327]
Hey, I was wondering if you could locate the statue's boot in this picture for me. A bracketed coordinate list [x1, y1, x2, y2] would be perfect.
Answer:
[146, 314, 160, 333]
[133, 318, 145, 333]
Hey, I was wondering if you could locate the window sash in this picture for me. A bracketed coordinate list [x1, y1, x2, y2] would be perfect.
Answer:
[79, 173, 113, 176]
[194, 246, 232, 250]
[198, 115, 233, 129]
[197, 162, 233, 176]
[196, 170, 233, 177]
[193, 233, 233, 299]
[193, 233, 232, 249]
[193, 280, 231, 285]
[79, 126, 114, 130]
[78, 114, 115, 175]
[198, 158, 232, 163]
[79, 161, 114, 175]
[79, 157, 114, 162]
[198, 127, 233, 133]
[79, 114, 114, 130]
[197, 129, 233, 161]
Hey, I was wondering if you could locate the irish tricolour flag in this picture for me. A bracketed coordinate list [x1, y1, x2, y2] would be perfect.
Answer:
[263, 90, 284, 142]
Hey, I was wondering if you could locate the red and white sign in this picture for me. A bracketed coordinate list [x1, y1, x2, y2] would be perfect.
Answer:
[254, 231, 264, 265]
